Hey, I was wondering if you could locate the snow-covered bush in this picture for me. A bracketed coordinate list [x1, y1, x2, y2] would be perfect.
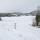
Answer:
[32, 17, 36, 26]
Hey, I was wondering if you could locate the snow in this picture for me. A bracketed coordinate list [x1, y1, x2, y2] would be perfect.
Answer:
[0, 16, 40, 40]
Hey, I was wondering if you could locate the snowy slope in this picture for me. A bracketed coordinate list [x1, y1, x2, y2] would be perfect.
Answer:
[0, 16, 40, 40]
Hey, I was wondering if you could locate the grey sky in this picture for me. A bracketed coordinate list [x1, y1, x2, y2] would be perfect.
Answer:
[0, 0, 40, 13]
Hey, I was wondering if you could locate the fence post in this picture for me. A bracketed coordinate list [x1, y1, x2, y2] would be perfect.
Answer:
[14, 23, 16, 30]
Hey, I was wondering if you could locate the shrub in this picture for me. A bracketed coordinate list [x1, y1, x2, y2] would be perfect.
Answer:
[36, 14, 40, 26]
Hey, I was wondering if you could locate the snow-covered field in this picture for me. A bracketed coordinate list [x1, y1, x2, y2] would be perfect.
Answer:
[0, 16, 40, 40]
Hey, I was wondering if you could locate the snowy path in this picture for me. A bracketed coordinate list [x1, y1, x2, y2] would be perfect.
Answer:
[0, 16, 40, 40]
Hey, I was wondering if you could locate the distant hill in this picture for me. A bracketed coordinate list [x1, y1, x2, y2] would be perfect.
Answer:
[29, 11, 37, 16]
[29, 10, 40, 16]
[0, 10, 39, 17]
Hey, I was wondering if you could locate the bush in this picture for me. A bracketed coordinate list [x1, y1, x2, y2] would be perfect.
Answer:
[36, 15, 40, 26]
[32, 17, 36, 26]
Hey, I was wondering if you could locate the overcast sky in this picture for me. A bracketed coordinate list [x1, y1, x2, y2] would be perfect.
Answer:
[0, 0, 40, 13]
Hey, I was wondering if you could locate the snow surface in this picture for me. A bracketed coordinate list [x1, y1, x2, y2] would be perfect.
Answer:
[0, 16, 40, 40]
